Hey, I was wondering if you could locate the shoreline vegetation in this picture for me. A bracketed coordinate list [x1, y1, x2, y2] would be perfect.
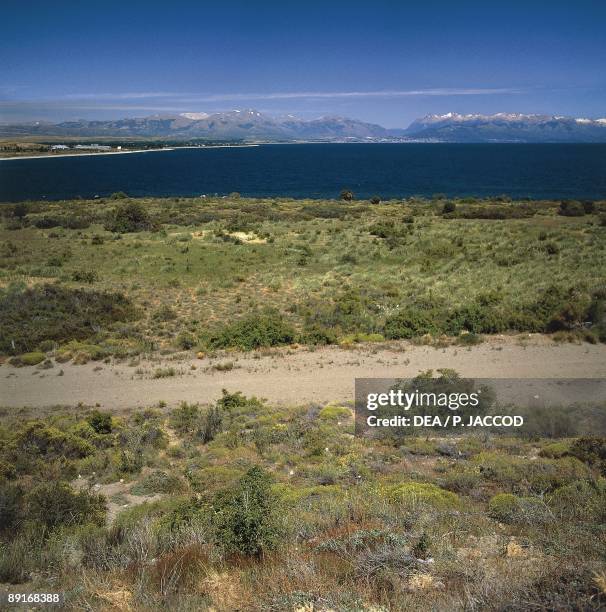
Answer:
[1, 193, 605, 609]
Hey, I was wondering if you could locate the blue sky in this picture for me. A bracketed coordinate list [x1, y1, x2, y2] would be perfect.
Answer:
[1, 0, 605, 126]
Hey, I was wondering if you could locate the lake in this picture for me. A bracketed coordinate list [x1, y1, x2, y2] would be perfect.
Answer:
[1, 143, 605, 201]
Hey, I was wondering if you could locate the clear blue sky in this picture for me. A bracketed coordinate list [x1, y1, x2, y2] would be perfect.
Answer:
[1, 0, 605, 126]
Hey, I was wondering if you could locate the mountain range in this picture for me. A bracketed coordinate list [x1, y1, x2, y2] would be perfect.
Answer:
[1, 110, 605, 142]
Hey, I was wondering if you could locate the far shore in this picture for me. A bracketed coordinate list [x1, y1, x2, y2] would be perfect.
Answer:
[0, 143, 259, 161]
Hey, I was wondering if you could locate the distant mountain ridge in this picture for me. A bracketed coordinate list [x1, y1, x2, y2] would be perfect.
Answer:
[404, 112, 606, 142]
[0, 110, 390, 141]
[1, 110, 605, 142]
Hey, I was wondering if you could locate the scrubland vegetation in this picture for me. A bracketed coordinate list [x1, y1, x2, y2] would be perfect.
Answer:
[1, 195, 605, 609]
[1, 194, 606, 365]
[0, 383, 605, 609]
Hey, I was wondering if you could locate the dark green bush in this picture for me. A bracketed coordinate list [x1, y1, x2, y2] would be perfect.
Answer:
[26, 481, 106, 529]
[87, 411, 113, 435]
[170, 402, 200, 435]
[298, 323, 338, 346]
[10, 421, 95, 462]
[383, 308, 437, 339]
[212, 466, 282, 556]
[208, 311, 295, 351]
[104, 202, 154, 233]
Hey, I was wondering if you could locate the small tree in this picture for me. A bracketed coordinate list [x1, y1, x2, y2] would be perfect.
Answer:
[212, 466, 282, 556]
[370, 195, 381, 205]
[340, 189, 354, 202]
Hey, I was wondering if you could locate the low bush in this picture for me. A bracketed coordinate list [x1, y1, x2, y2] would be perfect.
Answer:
[10, 421, 95, 463]
[26, 481, 106, 529]
[208, 311, 295, 351]
[384, 482, 461, 510]
[104, 202, 155, 233]
[87, 410, 113, 435]
[9, 351, 46, 367]
[488, 492, 549, 524]
[548, 480, 606, 521]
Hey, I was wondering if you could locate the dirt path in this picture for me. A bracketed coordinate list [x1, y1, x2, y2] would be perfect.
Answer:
[2, 335, 605, 410]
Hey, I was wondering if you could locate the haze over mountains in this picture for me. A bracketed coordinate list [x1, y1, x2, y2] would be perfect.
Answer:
[2, 110, 606, 142]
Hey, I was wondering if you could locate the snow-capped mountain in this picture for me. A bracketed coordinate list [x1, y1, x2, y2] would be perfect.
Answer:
[2, 110, 605, 142]
[404, 113, 606, 142]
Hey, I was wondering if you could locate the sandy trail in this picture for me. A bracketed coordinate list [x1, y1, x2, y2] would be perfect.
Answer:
[2, 336, 605, 410]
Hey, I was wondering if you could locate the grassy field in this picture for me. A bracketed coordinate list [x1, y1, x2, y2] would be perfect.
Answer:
[1, 194, 606, 364]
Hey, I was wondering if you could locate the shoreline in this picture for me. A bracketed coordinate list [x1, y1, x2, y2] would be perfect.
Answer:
[0, 143, 259, 161]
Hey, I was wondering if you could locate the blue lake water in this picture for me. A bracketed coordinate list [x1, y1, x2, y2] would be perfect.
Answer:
[1, 143, 605, 202]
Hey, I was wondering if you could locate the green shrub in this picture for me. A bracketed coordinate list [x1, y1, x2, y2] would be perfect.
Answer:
[298, 323, 338, 346]
[208, 311, 295, 351]
[11, 351, 46, 366]
[216, 389, 263, 412]
[11, 421, 95, 462]
[488, 493, 550, 524]
[104, 201, 154, 233]
[488, 493, 521, 522]
[384, 482, 461, 510]
[318, 406, 350, 422]
[474, 452, 588, 494]
[548, 480, 606, 521]
[212, 466, 282, 556]
[26, 481, 106, 529]
[383, 309, 436, 339]
[170, 402, 200, 435]
[87, 410, 113, 435]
